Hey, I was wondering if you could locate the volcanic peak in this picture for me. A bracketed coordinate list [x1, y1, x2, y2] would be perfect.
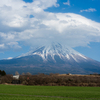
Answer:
[18, 43, 87, 62]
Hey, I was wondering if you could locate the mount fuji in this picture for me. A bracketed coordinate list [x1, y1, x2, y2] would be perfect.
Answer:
[0, 43, 100, 75]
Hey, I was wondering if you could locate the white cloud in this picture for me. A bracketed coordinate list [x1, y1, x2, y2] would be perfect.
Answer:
[63, 0, 70, 6]
[0, 44, 5, 49]
[80, 8, 96, 12]
[0, 0, 100, 52]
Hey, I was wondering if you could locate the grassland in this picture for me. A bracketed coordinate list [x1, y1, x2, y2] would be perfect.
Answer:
[0, 84, 100, 100]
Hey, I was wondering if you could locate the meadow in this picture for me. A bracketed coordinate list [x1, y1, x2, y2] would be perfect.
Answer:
[0, 84, 100, 100]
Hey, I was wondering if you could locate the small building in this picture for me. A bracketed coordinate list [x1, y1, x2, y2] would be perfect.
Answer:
[12, 75, 21, 84]
[67, 73, 72, 75]
[13, 75, 19, 80]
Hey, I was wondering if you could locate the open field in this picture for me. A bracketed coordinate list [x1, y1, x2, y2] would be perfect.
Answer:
[0, 85, 100, 100]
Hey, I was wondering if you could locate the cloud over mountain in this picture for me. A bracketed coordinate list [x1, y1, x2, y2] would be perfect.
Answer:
[0, 0, 100, 52]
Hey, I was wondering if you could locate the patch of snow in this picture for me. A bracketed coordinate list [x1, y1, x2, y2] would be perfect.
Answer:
[7, 57, 13, 60]
[66, 54, 70, 60]
[78, 54, 87, 59]
[70, 54, 78, 62]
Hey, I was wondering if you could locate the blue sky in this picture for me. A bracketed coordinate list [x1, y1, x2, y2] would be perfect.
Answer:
[0, 0, 100, 62]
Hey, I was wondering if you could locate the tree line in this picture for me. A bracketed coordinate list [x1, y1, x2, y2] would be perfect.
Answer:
[0, 73, 100, 86]
[0, 70, 6, 76]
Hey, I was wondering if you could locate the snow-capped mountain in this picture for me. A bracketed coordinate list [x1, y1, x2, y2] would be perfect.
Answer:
[0, 43, 100, 75]
[17, 43, 87, 63]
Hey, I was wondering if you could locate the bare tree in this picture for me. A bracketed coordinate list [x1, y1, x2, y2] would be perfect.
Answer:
[15, 71, 19, 75]
[22, 72, 25, 75]
[26, 72, 32, 76]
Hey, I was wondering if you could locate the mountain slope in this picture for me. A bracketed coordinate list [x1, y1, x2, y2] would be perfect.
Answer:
[0, 43, 100, 75]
